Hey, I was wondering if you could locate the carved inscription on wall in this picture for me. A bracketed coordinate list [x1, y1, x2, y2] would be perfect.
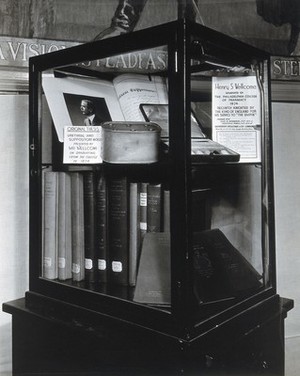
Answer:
[271, 56, 300, 81]
[0, 37, 78, 68]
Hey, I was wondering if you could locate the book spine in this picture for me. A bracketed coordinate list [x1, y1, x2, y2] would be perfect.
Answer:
[147, 183, 162, 233]
[83, 172, 97, 284]
[57, 172, 72, 280]
[108, 176, 129, 286]
[71, 173, 85, 282]
[129, 182, 140, 287]
[43, 171, 58, 280]
[163, 189, 170, 232]
[139, 182, 148, 240]
[95, 171, 108, 283]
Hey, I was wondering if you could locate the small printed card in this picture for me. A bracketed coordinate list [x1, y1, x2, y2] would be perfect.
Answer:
[63, 125, 102, 164]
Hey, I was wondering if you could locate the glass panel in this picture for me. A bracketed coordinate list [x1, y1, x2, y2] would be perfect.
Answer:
[34, 24, 273, 322]
[189, 52, 268, 309]
[39, 45, 172, 311]
[191, 164, 263, 304]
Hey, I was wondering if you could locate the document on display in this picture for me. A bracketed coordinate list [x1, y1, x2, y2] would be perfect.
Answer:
[212, 75, 261, 163]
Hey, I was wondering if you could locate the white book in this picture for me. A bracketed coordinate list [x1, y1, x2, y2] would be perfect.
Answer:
[71, 172, 85, 282]
[43, 171, 58, 280]
[57, 172, 72, 280]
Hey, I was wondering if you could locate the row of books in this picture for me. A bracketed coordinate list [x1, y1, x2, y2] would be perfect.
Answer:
[42, 169, 262, 305]
[42, 169, 170, 287]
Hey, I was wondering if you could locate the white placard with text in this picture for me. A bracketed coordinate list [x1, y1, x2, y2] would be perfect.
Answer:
[212, 75, 261, 163]
[63, 126, 102, 164]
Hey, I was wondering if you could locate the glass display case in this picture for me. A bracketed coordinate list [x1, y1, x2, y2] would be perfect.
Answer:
[28, 19, 276, 339]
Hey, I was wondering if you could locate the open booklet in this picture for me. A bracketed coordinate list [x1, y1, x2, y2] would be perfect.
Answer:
[42, 73, 168, 143]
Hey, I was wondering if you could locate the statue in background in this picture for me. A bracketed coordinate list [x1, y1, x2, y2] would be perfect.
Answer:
[256, 0, 300, 54]
[94, 0, 200, 40]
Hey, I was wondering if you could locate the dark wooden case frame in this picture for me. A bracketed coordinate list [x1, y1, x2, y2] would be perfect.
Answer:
[26, 18, 282, 341]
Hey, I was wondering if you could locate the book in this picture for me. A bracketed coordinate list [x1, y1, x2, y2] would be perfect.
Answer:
[134, 228, 262, 306]
[133, 232, 171, 306]
[42, 170, 58, 280]
[71, 172, 85, 282]
[139, 182, 148, 240]
[147, 183, 162, 233]
[42, 73, 168, 143]
[95, 171, 108, 283]
[163, 189, 170, 232]
[129, 182, 141, 287]
[83, 171, 97, 284]
[57, 172, 72, 281]
[192, 229, 263, 303]
[107, 176, 129, 286]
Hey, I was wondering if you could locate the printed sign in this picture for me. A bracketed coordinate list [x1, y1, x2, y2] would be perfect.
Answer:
[63, 126, 102, 164]
[212, 75, 261, 163]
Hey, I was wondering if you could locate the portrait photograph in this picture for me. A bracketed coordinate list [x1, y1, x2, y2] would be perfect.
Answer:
[63, 93, 111, 127]
[42, 74, 124, 141]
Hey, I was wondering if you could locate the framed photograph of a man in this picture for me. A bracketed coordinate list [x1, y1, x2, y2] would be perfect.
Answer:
[63, 93, 111, 127]
[42, 74, 124, 142]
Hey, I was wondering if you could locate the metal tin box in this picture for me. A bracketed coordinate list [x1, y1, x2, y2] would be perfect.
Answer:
[102, 121, 161, 164]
